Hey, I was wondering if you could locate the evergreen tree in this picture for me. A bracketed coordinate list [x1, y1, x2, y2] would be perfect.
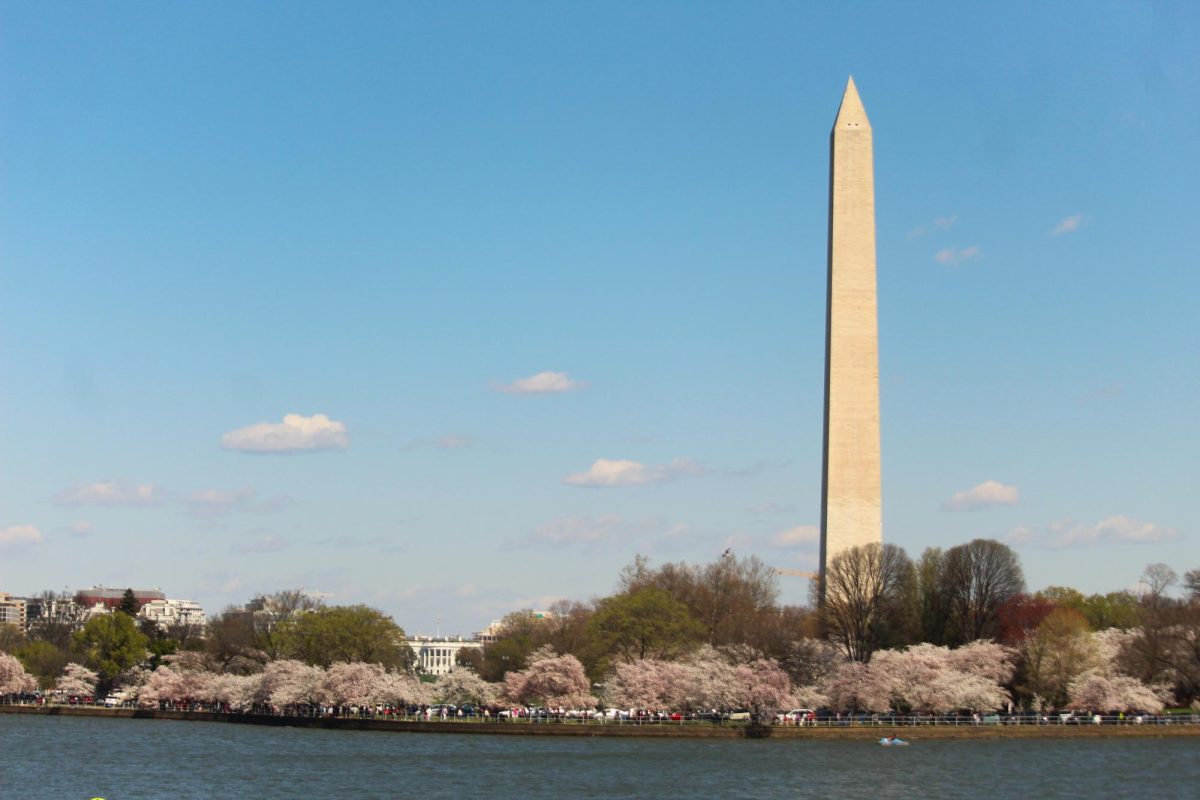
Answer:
[118, 588, 139, 616]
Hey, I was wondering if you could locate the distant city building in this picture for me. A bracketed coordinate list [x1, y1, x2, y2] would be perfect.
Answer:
[138, 598, 208, 632]
[472, 610, 553, 643]
[405, 635, 483, 675]
[0, 592, 27, 628]
[75, 586, 166, 611]
[22, 594, 83, 632]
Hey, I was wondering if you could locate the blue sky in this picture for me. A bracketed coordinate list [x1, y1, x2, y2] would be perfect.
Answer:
[2, 1, 1197, 634]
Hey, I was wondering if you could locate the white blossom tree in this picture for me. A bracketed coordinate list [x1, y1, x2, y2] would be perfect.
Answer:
[55, 663, 99, 697]
[1068, 674, 1168, 712]
[257, 659, 326, 709]
[377, 669, 431, 707]
[502, 648, 595, 709]
[433, 668, 498, 706]
[730, 659, 794, 718]
[0, 651, 37, 695]
[678, 646, 739, 710]
[607, 658, 692, 710]
[323, 662, 385, 707]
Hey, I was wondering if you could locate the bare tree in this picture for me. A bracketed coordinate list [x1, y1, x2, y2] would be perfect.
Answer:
[943, 539, 1025, 644]
[1139, 563, 1178, 605]
[821, 542, 915, 662]
[1183, 569, 1200, 602]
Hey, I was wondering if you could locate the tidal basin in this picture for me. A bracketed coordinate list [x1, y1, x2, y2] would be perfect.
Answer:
[4, 714, 1199, 800]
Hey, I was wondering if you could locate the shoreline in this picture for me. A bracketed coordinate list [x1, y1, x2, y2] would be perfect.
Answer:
[4, 705, 1198, 740]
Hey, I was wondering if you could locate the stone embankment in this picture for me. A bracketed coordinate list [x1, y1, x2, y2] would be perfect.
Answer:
[3, 705, 1198, 740]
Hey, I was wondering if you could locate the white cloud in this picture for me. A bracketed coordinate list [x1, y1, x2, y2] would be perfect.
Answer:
[53, 480, 166, 507]
[934, 245, 981, 266]
[907, 215, 958, 239]
[564, 457, 704, 487]
[220, 413, 348, 454]
[523, 514, 689, 548]
[496, 371, 584, 394]
[402, 433, 476, 452]
[772, 525, 819, 546]
[943, 480, 1020, 511]
[1049, 213, 1085, 236]
[68, 521, 94, 538]
[186, 487, 292, 518]
[1007, 515, 1179, 549]
[232, 532, 288, 555]
[747, 502, 797, 517]
[533, 514, 624, 544]
[0, 524, 42, 549]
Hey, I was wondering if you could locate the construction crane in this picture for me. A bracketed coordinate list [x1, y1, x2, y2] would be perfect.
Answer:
[772, 567, 817, 581]
[722, 549, 816, 581]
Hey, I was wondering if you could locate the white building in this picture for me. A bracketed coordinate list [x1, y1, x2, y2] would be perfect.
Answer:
[138, 598, 207, 632]
[0, 592, 27, 628]
[405, 635, 483, 676]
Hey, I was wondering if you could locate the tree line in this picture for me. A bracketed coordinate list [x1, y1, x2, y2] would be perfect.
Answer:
[2, 546, 1198, 714]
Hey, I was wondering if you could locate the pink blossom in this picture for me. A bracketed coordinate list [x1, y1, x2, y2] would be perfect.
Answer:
[0, 652, 37, 695]
[55, 663, 99, 697]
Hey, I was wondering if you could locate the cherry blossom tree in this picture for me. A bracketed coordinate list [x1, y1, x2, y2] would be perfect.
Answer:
[502, 648, 596, 709]
[209, 673, 260, 710]
[323, 662, 385, 707]
[433, 668, 498, 706]
[55, 663, 99, 697]
[730, 659, 793, 718]
[821, 660, 890, 712]
[137, 665, 192, 707]
[377, 669, 430, 707]
[1068, 674, 1167, 712]
[0, 651, 38, 695]
[678, 645, 739, 710]
[256, 659, 326, 709]
[607, 658, 692, 710]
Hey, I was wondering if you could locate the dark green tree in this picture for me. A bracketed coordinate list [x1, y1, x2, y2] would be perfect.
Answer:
[15, 640, 71, 690]
[73, 612, 149, 694]
[118, 588, 139, 616]
[277, 605, 413, 670]
[589, 587, 704, 662]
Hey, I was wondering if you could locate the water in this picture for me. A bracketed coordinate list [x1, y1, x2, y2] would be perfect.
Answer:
[2, 714, 1197, 800]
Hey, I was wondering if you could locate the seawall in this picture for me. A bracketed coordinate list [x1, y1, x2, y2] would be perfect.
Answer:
[3, 705, 1198, 740]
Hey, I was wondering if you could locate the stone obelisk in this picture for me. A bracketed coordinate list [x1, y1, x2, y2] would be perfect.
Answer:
[819, 77, 881, 598]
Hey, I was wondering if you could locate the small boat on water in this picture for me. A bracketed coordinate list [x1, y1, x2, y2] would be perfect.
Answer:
[879, 736, 909, 746]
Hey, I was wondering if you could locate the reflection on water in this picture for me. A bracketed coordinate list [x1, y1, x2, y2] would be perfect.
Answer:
[2, 714, 1198, 800]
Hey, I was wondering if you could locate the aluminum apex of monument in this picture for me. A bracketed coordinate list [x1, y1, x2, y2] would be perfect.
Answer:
[819, 76, 882, 595]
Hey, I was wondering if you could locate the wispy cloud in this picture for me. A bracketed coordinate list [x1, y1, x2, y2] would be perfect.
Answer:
[232, 532, 288, 555]
[1007, 515, 1179, 549]
[186, 487, 293, 518]
[67, 521, 94, 538]
[220, 413, 348, 454]
[1049, 213, 1085, 236]
[564, 457, 704, 487]
[53, 480, 166, 508]
[943, 480, 1020, 511]
[747, 502, 797, 517]
[495, 371, 585, 394]
[402, 433, 477, 452]
[0, 524, 42, 549]
[771, 525, 819, 546]
[908, 215, 959, 239]
[516, 514, 689, 548]
[934, 245, 981, 266]
[727, 458, 791, 478]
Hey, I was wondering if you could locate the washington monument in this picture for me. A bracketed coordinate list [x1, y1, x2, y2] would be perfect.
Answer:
[819, 77, 882, 596]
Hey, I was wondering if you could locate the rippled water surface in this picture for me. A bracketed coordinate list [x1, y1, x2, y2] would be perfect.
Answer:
[3, 714, 1198, 799]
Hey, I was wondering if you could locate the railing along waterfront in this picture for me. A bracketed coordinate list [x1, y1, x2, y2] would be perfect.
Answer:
[3, 697, 1198, 729]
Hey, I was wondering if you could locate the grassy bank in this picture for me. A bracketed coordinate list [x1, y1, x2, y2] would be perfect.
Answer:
[4, 704, 1199, 740]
